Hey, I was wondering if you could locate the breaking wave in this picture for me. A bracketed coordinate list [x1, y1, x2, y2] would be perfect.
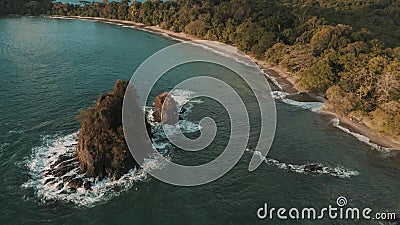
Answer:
[22, 89, 203, 207]
[330, 118, 397, 155]
[270, 88, 392, 153]
[22, 132, 150, 207]
[271, 90, 323, 112]
[248, 149, 360, 178]
[148, 89, 203, 154]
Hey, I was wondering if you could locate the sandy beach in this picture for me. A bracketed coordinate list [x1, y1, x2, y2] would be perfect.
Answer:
[51, 15, 400, 150]
[320, 109, 400, 150]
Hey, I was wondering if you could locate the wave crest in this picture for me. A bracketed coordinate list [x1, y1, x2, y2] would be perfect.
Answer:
[248, 149, 359, 178]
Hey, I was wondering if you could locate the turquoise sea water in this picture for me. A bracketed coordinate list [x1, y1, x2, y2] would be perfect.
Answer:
[0, 17, 399, 224]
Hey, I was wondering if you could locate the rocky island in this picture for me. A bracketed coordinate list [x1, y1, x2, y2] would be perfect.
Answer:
[76, 80, 137, 180]
[43, 80, 179, 192]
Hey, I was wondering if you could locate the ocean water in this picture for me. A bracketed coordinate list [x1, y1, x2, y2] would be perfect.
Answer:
[0, 17, 399, 224]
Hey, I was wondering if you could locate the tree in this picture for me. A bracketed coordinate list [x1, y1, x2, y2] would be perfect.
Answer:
[297, 58, 336, 92]
[326, 85, 356, 115]
[377, 59, 400, 104]
[310, 25, 335, 54]
[184, 20, 209, 37]
[370, 101, 400, 136]
[250, 32, 275, 59]
[26, 1, 40, 15]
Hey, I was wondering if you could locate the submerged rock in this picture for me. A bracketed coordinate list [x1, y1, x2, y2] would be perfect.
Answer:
[50, 155, 74, 169]
[153, 92, 179, 125]
[304, 164, 323, 172]
[68, 178, 83, 189]
[54, 164, 76, 177]
[62, 175, 76, 183]
[44, 177, 56, 185]
[83, 181, 92, 190]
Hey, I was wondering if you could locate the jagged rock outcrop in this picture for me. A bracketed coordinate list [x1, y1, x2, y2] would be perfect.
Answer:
[76, 80, 138, 180]
[40, 80, 156, 194]
[153, 92, 179, 125]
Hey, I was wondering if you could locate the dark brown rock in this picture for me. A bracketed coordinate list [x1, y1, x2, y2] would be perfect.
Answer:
[76, 80, 140, 180]
[62, 175, 76, 183]
[83, 181, 92, 190]
[68, 178, 83, 189]
[153, 92, 179, 125]
[304, 164, 323, 172]
[50, 154, 75, 169]
[44, 177, 56, 185]
[57, 183, 64, 190]
[54, 164, 76, 177]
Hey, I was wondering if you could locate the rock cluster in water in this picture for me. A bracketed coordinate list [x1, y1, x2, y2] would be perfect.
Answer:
[44, 80, 180, 192]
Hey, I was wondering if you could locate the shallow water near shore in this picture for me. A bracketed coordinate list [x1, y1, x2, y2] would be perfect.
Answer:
[0, 17, 399, 224]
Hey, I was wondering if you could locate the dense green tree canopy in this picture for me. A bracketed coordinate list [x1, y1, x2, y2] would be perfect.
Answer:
[49, 0, 400, 138]
[3, 0, 399, 137]
[0, 0, 52, 15]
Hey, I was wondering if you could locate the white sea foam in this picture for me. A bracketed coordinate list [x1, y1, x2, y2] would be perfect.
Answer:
[122, 25, 136, 29]
[330, 118, 396, 155]
[162, 120, 202, 136]
[169, 89, 203, 108]
[262, 70, 284, 91]
[271, 90, 323, 112]
[271, 90, 287, 99]
[249, 149, 359, 178]
[281, 98, 323, 112]
[146, 108, 157, 126]
[8, 129, 24, 134]
[272, 91, 393, 153]
[147, 89, 203, 127]
[147, 89, 204, 158]
[149, 89, 203, 142]
[0, 142, 9, 149]
[268, 77, 391, 152]
[22, 132, 158, 207]
[188, 41, 257, 68]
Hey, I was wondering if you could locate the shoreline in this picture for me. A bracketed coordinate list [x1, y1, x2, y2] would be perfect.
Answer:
[320, 109, 400, 151]
[50, 15, 400, 151]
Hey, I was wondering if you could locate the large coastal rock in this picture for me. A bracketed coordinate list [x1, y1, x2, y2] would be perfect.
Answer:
[76, 80, 138, 179]
[41, 80, 156, 194]
[153, 92, 179, 125]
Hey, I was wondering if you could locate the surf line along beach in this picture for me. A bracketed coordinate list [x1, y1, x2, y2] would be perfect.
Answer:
[50, 15, 400, 151]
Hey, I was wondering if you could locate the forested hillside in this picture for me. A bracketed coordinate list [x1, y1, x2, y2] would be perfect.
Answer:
[17, 0, 400, 138]
[0, 0, 52, 15]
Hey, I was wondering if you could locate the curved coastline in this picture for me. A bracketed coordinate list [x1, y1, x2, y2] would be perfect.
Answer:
[49, 15, 400, 151]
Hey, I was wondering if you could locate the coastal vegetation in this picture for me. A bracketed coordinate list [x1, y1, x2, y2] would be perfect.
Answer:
[49, 0, 400, 139]
[2, 0, 398, 139]
[0, 0, 52, 15]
